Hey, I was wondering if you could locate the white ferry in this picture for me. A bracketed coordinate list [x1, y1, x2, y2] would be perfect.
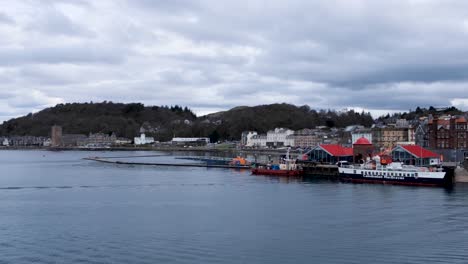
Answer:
[338, 161, 447, 187]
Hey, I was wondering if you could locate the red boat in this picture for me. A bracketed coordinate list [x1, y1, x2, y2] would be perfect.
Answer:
[252, 168, 304, 177]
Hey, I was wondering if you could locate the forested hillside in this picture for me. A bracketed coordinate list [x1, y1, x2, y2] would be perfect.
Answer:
[0, 102, 375, 141]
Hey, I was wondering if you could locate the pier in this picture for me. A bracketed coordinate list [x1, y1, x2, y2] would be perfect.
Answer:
[84, 157, 251, 169]
[298, 161, 340, 178]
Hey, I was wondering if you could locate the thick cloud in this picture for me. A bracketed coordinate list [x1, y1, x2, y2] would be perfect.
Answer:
[0, 0, 467, 121]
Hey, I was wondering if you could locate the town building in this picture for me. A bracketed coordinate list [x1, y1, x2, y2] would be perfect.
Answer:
[292, 129, 322, 148]
[2, 137, 9, 146]
[247, 134, 267, 147]
[351, 129, 372, 146]
[308, 144, 353, 164]
[429, 115, 468, 149]
[395, 119, 410, 128]
[7, 136, 50, 146]
[353, 137, 375, 163]
[415, 120, 429, 148]
[51, 125, 62, 147]
[392, 145, 440, 166]
[115, 138, 132, 145]
[266, 128, 294, 147]
[134, 133, 155, 145]
[372, 127, 415, 149]
[86, 132, 117, 147]
[62, 134, 88, 147]
[171, 137, 210, 146]
[241, 131, 258, 146]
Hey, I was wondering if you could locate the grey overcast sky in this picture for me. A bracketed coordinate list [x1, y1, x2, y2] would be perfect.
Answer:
[1, 0, 468, 121]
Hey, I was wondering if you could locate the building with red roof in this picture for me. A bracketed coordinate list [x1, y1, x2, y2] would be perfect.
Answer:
[308, 144, 353, 164]
[353, 136, 375, 163]
[392, 145, 441, 166]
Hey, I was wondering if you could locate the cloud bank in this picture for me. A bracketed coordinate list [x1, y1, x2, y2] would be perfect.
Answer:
[0, 0, 467, 121]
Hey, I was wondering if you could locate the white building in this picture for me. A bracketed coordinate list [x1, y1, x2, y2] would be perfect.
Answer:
[248, 134, 267, 147]
[242, 131, 258, 146]
[2, 138, 9, 146]
[134, 133, 155, 145]
[285, 135, 295, 147]
[266, 128, 295, 147]
[43, 139, 51, 147]
[115, 138, 132, 145]
[172, 137, 210, 145]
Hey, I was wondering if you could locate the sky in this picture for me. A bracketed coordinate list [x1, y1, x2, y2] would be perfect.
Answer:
[0, 0, 468, 122]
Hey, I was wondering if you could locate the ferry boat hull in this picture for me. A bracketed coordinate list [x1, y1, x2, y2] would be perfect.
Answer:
[252, 168, 304, 177]
[338, 167, 446, 187]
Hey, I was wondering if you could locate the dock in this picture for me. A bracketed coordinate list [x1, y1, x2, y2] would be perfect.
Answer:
[83, 157, 252, 169]
[298, 161, 339, 178]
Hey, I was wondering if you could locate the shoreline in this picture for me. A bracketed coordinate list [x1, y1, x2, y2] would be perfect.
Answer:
[0, 146, 297, 156]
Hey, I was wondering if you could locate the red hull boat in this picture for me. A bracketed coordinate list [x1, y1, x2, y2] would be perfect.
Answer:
[252, 168, 304, 177]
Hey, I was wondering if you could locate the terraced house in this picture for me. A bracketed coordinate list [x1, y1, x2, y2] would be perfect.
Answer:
[429, 115, 468, 149]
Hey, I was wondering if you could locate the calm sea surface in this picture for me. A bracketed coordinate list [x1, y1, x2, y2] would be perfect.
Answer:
[1, 150, 468, 264]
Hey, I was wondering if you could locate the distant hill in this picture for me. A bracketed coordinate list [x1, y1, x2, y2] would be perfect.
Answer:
[0, 102, 196, 140]
[0, 102, 374, 141]
[199, 103, 374, 140]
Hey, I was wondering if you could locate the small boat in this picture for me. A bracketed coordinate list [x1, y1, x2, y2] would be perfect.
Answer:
[251, 148, 303, 177]
[229, 156, 251, 167]
[252, 168, 303, 176]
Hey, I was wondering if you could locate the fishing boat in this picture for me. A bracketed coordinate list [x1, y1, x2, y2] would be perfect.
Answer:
[252, 148, 304, 177]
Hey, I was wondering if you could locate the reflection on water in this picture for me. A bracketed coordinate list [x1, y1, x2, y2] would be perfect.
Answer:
[0, 150, 468, 264]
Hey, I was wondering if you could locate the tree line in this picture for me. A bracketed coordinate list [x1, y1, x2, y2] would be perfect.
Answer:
[0, 102, 376, 141]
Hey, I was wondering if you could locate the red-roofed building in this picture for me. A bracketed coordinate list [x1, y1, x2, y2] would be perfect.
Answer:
[353, 137, 375, 163]
[392, 145, 441, 166]
[308, 144, 353, 164]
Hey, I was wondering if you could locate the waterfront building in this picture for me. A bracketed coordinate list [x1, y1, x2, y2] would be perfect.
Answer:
[372, 127, 414, 149]
[171, 137, 209, 146]
[134, 133, 155, 145]
[308, 144, 353, 164]
[292, 129, 322, 148]
[353, 137, 375, 163]
[248, 134, 267, 147]
[266, 128, 294, 147]
[115, 138, 132, 145]
[429, 115, 467, 149]
[62, 134, 88, 147]
[391, 145, 440, 166]
[51, 125, 63, 147]
[7, 136, 50, 146]
[241, 131, 258, 146]
[351, 129, 372, 146]
[2, 138, 9, 146]
[43, 138, 51, 147]
[87, 132, 117, 147]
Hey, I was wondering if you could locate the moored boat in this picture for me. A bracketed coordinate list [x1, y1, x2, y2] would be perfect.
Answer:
[252, 168, 303, 176]
[251, 147, 303, 177]
[338, 161, 447, 187]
